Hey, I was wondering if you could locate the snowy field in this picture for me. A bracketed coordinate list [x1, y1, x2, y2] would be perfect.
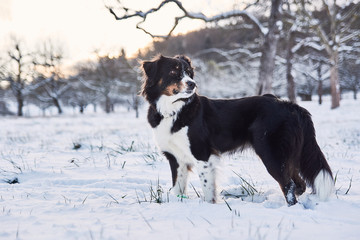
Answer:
[1, 97, 360, 240]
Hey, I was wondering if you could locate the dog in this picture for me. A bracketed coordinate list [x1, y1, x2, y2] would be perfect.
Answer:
[140, 54, 334, 206]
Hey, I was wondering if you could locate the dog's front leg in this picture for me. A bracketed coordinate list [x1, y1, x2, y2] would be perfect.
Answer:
[196, 155, 220, 203]
[172, 164, 190, 196]
[163, 151, 190, 196]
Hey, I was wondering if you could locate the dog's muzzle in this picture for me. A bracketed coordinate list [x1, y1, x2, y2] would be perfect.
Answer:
[186, 80, 196, 93]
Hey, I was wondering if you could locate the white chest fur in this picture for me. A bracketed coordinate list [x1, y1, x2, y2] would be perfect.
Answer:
[153, 116, 196, 166]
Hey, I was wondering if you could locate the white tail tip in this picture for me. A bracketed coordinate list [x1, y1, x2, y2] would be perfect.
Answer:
[314, 169, 334, 201]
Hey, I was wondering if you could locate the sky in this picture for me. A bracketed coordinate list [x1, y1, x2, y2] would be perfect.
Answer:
[0, 0, 241, 67]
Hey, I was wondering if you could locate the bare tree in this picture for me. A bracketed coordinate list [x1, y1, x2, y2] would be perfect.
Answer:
[298, 0, 360, 109]
[0, 77, 13, 115]
[284, 32, 329, 103]
[297, 57, 330, 104]
[314, 60, 328, 105]
[32, 39, 69, 114]
[192, 48, 260, 97]
[340, 52, 360, 100]
[281, 2, 309, 103]
[256, 0, 282, 95]
[0, 37, 41, 116]
[76, 49, 137, 113]
[285, 30, 297, 102]
[63, 76, 98, 114]
[107, 0, 283, 95]
[6, 40, 29, 116]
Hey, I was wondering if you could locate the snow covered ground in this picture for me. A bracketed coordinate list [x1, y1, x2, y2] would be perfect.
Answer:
[1, 97, 360, 240]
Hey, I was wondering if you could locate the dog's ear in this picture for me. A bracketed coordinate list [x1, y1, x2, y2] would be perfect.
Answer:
[175, 55, 192, 67]
[175, 55, 194, 78]
[142, 60, 158, 81]
[140, 55, 162, 97]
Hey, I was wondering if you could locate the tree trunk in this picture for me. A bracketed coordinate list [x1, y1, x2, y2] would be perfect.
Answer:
[135, 96, 139, 118]
[16, 90, 23, 117]
[318, 80, 323, 105]
[135, 106, 139, 118]
[256, 0, 282, 95]
[53, 98, 63, 114]
[353, 89, 357, 100]
[105, 95, 111, 113]
[286, 31, 296, 103]
[317, 62, 323, 105]
[330, 51, 340, 109]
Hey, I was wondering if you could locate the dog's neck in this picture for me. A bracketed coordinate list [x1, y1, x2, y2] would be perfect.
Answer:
[156, 94, 195, 118]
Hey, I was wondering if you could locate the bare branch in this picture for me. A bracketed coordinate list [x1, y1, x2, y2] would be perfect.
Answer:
[193, 47, 261, 61]
[298, 0, 333, 55]
[339, 30, 360, 44]
[107, 0, 267, 39]
[78, 77, 102, 92]
[339, 2, 360, 23]
[321, 0, 333, 23]
[338, 3, 360, 39]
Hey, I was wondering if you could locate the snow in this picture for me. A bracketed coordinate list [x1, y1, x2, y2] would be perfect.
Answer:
[1, 97, 360, 240]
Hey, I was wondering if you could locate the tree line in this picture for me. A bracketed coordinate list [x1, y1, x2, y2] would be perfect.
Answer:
[1, 0, 359, 117]
[0, 38, 141, 117]
[108, 0, 360, 109]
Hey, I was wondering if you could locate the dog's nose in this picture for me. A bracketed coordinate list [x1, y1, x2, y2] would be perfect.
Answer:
[186, 81, 196, 90]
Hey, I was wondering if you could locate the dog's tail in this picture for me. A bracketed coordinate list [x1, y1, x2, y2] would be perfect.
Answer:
[299, 109, 334, 201]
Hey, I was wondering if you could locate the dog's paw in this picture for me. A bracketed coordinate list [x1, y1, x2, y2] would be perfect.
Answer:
[169, 186, 186, 197]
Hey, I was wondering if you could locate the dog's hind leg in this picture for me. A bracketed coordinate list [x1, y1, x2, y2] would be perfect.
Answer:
[251, 126, 299, 206]
[195, 155, 220, 203]
[292, 170, 306, 196]
[252, 141, 298, 205]
[265, 161, 298, 206]
[262, 158, 297, 205]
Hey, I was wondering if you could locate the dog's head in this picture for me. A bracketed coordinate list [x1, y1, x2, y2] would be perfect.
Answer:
[140, 55, 197, 107]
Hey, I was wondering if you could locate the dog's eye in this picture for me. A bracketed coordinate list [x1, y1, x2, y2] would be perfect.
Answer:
[170, 70, 177, 76]
[186, 69, 193, 76]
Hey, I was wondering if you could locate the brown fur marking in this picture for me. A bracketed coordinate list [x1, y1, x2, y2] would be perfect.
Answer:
[163, 82, 185, 96]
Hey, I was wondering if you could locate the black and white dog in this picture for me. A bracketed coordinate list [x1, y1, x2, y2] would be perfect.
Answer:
[141, 55, 334, 206]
